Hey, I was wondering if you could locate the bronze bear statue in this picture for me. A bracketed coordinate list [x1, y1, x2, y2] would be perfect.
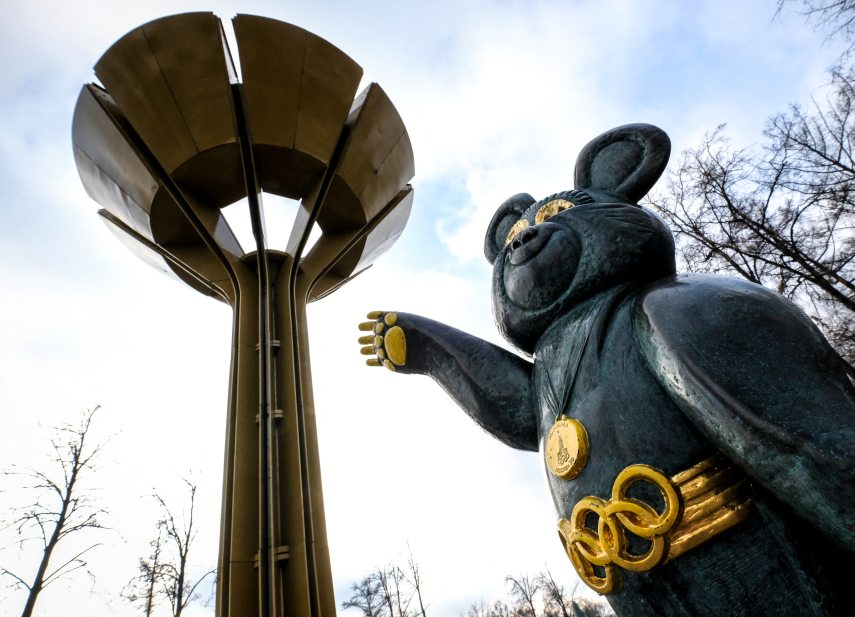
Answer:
[359, 124, 855, 617]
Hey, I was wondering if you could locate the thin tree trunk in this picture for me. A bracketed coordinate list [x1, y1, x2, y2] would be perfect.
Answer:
[174, 554, 186, 617]
[144, 533, 162, 617]
[20, 479, 74, 617]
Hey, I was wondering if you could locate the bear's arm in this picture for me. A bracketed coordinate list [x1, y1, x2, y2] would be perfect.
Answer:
[634, 274, 855, 555]
[366, 312, 538, 451]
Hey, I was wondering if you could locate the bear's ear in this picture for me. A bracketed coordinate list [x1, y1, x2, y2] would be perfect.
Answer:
[484, 193, 536, 264]
[574, 123, 670, 203]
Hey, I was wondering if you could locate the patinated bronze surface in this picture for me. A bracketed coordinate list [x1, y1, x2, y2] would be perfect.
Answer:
[73, 13, 414, 617]
[361, 124, 855, 616]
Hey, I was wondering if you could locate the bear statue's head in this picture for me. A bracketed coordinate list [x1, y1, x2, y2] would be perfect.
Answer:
[483, 124, 677, 354]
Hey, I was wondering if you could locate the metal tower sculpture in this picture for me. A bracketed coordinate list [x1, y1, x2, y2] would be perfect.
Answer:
[71, 13, 414, 617]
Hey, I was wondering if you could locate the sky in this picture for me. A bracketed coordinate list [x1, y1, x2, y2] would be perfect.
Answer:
[0, 1, 846, 616]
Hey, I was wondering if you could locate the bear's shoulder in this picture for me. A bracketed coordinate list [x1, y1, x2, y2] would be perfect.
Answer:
[633, 273, 833, 367]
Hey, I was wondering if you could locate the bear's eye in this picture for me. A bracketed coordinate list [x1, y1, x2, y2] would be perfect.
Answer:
[505, 219, 529, 245]
[535, 199, 575, 224]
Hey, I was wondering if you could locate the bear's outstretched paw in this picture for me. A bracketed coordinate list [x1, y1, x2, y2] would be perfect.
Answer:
[358, 311, 407, 371]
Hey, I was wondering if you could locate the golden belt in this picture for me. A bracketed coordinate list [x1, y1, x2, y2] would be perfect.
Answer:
[557, 454, 753, 594]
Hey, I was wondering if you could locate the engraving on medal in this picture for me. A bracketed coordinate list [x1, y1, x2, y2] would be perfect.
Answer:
[545, 416, 589, 480]
[556, 437, 571, 466]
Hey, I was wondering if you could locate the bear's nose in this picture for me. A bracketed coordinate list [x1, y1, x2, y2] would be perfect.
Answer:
[510, 225, 538, 251]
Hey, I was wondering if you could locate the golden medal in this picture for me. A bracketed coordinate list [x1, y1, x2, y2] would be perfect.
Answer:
[545, 415, 589, 480]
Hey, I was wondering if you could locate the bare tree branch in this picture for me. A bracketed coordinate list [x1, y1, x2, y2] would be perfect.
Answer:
[0, 568, 32, 592]
[42, 543, 102, 588]
[777, 0, 855, 59]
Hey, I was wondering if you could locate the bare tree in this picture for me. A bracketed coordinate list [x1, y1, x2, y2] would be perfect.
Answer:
[650, 1, 855, 375]
[377, 564, 414, 617]
[123, 524, 166, 617]
[465, 599, 513, 617]
[343, 551, 428, 617]
[537, 569, 576, 617]
[348, 562, 612, 617]
[505, 574, 540, 617]
[124, 478, 214, 617]
[647, 68, 855, 376]
[157, 480, 211, 617]
[569, 599, 613, 617]
[404, 547, 427, 617]
[342, 572, 385, 617]
[462, 571, 612, 617]
[466, 599, 492, 617]
[0, 407, 109, 617]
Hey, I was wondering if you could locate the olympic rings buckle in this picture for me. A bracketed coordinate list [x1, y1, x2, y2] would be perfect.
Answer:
[557, 456, 753, 594]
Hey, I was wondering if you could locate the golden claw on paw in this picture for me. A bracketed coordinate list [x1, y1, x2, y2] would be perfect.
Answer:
[358, 311, 407, 371]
